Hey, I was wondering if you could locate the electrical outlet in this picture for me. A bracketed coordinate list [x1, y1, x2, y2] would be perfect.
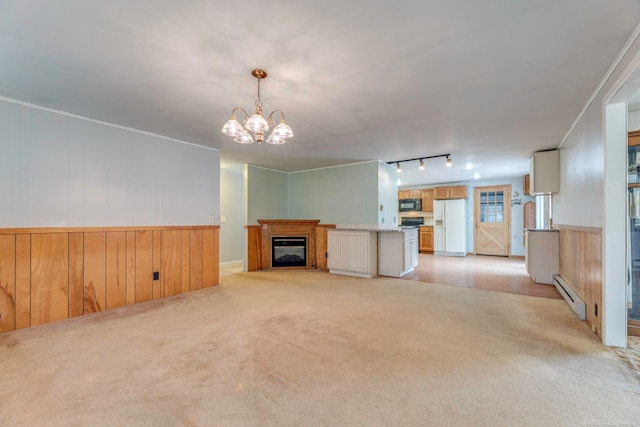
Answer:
[208, 216, 214, 224]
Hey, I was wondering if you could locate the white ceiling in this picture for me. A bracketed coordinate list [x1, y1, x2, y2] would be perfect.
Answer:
[1, 1, 639, 186]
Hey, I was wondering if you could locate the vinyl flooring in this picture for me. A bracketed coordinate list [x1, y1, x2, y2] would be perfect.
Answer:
[403, 253, 563, 299]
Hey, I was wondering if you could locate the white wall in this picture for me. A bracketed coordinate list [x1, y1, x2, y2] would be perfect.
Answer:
[0, 98, 219, 227]
[629, 110, 640, 130]
[555, 30, 640, 346]
[220, 169, 244, 263]
[378, 161, 399, 226]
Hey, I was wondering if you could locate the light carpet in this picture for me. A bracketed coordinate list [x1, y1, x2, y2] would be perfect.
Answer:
[1, 270, 639, 426]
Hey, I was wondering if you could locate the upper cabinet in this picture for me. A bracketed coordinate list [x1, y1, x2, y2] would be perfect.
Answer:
[421, 188, 434, 212]
[529, 150, 559, 195]
[398, 190, 421, 199]
[434, 185, 468, 200]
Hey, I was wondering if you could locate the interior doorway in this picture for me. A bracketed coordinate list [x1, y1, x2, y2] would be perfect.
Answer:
[474, 185, 511, 256]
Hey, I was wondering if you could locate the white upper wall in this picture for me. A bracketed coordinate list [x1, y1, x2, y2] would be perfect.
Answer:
[0, 97, 220, 227]
[555, 33, 640, 227]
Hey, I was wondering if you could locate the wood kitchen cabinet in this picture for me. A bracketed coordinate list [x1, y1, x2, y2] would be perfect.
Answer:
[434, 185, 468, 200]
[398, 189, 421, 199]
[421, 188, 434, 212]
[524, 175, 531, 195]
[419, 226, 434, 253]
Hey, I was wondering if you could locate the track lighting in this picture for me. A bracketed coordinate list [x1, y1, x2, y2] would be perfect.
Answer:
[388, 153, 452, 172]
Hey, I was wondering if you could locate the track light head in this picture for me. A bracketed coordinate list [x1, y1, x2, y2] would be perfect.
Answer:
[419, 159, 425, 170]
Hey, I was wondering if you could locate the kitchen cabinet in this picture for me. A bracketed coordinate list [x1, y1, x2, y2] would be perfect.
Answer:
[327, 229, 377, 278]
[421, 188, 434, 212]
[419, 226, 434, 253]
[399, 190, 421, 199]
[524, 175, 530, 195]
[529, 150, 559, 195]
[525, 229, 559, 284]
[434, 185, 468, 200]
[378, 228, 418, 277]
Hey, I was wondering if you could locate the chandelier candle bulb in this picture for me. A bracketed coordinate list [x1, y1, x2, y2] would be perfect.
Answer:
[221, 69, 293, 145]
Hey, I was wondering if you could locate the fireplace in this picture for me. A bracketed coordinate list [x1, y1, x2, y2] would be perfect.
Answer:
[272, 236, 307, 267]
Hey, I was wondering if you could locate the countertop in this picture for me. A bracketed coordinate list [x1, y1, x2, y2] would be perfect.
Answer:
[333, 224, 416, 232]
[525, 228, 558, 232]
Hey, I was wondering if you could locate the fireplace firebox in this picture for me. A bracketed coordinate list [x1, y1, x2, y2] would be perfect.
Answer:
[272, 236, 307, 267]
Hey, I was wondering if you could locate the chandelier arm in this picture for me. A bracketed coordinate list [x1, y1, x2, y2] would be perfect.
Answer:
[231, 107, 250, 119]
[267, 109, 286, 127]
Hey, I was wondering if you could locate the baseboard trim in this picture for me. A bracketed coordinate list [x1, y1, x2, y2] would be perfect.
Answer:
[221, 260, 243, 267]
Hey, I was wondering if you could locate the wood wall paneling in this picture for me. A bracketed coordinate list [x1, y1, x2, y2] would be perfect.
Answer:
[0, 225, 220, 334]
[315, 225, 336, 270]
[68, 232, 84, 318]
[0, 235, 16, 332]
[106, 231, 126, 310]
[83, 232, 106, 314]
[246, 225, 262, 272]
[189, 229, 203, 290]
[212, 229, 219, 286]
[125, 232, 136, 305]
[161, 230, 182, 297]
[15, 234, 31, 330]
[203, 228, 215, 288]
[135, 231, 153, 303]
[152, 231, 161, 299]
[181, 230, 190, 294]
[31, 233, 69, 326]
[557, 227, 602, 338]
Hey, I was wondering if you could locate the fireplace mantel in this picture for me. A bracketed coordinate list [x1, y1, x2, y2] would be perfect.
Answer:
[257, 220, 320, 269]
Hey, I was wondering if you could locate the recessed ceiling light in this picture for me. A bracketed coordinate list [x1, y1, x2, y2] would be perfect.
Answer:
[473, 172, 480, 179]
[465, 162, 474, 170]
[397, 178, 402, 186]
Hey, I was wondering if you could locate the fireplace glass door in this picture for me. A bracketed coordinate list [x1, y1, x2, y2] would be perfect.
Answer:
[272, 236, 307, 267]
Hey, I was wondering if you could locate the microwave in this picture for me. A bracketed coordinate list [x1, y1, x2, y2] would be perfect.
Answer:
[399, 198, 422, 212]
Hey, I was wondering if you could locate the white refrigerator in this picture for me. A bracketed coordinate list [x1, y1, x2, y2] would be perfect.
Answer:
[433, 199, 467, 256]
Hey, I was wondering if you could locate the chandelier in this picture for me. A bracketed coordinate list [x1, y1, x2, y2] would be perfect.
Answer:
[221, 69, 293, 145]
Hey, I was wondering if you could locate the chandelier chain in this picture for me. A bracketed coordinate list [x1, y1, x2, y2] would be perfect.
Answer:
[255, 78, 263, 110]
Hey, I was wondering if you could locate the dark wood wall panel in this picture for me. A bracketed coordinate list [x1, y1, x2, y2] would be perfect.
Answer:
[152, 231, 161, 299]
[203, 229, 215, 288]
[83, 232, 106, 314]
[31, 234, 69, 326]
[15, 234, 31, 330]
[68, 232, 84, 318]
[125, 232, 136, 306]
[181, 230, 190, 294]
[246, 225, 262, 272]
[161, 230, 182, 297]
[106, 231, 127, 310]
[0, 226, 219, 334]
[0, 235, 16, 332]
[189, 229, 203, 290]
[135, 231, 153, 303]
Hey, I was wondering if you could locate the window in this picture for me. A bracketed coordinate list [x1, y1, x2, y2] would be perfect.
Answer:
[479, 191, 504, 223]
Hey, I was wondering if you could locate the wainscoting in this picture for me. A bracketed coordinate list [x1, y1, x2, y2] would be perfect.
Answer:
[0, 226, 219, 333]
[556, 224, 602, 338]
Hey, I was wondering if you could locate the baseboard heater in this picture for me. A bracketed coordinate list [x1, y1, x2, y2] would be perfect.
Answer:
[553, 274, 586, 320]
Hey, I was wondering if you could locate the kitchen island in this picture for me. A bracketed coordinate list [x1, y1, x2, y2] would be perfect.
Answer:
[327, 225, 420, 278]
